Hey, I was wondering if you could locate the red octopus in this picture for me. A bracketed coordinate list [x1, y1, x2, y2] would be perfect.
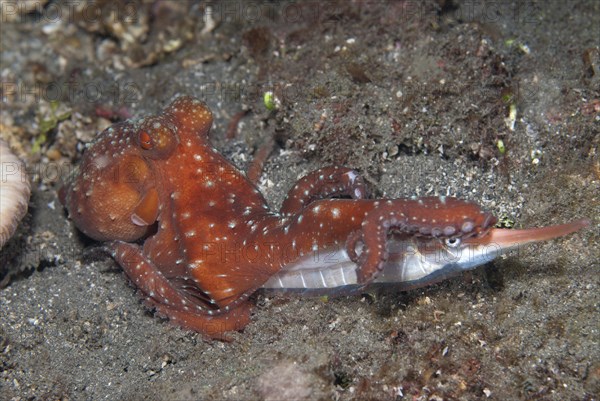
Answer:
[59, 96, 588, 338]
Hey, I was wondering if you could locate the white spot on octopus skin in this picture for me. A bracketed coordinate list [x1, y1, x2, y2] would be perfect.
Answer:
[345, 170, 358, 183]
[461, 220, 475, 233]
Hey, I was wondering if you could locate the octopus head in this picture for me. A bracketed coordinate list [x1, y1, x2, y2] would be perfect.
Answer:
[59, 121, 158, 242]
[59, 96, 214, 242]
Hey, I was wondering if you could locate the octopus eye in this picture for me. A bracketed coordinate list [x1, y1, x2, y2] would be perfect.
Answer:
[139, 131, 153, 150]
[445, 237, 461, 248]
[136, 118, 179, 159]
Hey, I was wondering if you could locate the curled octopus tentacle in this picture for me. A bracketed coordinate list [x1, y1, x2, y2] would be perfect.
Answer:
[281, 166, 368, 216]
[345, 198, 497, 284]
[148, 298, 252, 341]
[346, 206, 409, 284]
[107, 241, 252, 337]
[246, 136, 275, 184]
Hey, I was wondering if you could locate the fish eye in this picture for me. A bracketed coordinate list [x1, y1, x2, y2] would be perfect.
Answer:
[445, 237, 461, 248]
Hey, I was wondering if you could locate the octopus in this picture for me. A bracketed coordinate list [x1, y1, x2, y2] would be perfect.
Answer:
[59, 96, 589, 339]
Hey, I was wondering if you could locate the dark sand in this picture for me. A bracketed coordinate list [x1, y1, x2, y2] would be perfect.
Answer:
[1, 1, 598, 400]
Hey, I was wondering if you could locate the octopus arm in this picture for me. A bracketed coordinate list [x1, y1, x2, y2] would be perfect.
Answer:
[280, 166, 367, 216]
